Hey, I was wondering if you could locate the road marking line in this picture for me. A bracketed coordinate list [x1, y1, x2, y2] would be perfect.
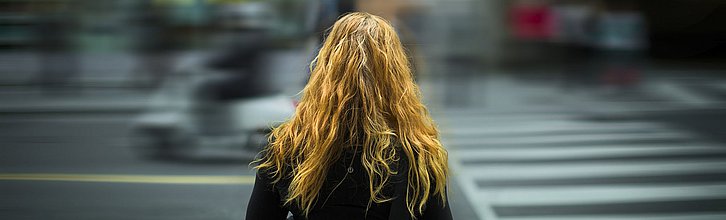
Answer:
[0, 173, 255, 185]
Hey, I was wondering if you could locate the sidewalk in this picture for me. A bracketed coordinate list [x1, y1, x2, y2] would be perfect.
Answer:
[0, 51, 171, 114]
[0, 87, 150, 114]
[0, 48, 311, 115]
[0, 51, 138, 86]
[3, 63, 725, 115]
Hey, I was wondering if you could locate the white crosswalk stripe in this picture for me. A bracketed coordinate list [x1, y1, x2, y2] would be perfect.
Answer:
[500, 214, 726, 220]
[444, 132, 695, 146]
[436, 110, 726, 220]
[452, 145, 726, 161]
[481, 184, 726, 206]
[442, 121, 670, 136]
[458, 161, 726, 181]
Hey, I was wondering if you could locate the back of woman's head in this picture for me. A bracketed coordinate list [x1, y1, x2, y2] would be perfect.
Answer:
[255, 12, 448, 218]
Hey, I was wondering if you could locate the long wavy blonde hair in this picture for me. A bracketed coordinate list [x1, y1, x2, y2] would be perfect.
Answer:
[254, 12, 448, 218]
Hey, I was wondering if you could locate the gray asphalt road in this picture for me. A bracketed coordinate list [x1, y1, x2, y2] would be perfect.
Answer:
[1, 181, 251, 220]
[0, 111, 478, 220]
[0, 113, 255, 220]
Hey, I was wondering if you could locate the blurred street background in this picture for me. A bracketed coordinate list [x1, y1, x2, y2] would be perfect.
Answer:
[1, 0, 726, 219]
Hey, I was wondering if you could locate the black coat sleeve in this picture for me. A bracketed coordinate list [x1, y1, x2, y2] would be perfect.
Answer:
[395, 150, 453, 220]
[245, 171, 288, 220]
[420, 189, 453, 220]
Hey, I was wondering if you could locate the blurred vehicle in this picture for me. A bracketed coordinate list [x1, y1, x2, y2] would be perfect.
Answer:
[130, 1, 297, 160]
[129, 54, 296, 160]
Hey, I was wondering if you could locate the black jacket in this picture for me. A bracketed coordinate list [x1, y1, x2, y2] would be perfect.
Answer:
[246, 148, 452, 220]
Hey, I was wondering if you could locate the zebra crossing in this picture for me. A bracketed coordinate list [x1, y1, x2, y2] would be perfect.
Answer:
[436, 110, 726, 220]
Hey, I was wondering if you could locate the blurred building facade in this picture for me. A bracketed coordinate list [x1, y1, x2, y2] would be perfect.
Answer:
[481, 0, 726, 67]
[2, 0, 723, 70]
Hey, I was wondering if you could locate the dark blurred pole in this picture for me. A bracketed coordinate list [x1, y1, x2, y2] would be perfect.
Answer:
[133, 1, 174, 89]
[593, 2, 647, 93]
[34, 0, 79, 94]
[314, 0, 356, 44]
[305, 0, 357, 85]
[556, 2, 599, 91]
[396, 4, 426, 81]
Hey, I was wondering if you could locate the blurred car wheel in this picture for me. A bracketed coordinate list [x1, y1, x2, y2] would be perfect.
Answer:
[131, 126, 196, 160]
